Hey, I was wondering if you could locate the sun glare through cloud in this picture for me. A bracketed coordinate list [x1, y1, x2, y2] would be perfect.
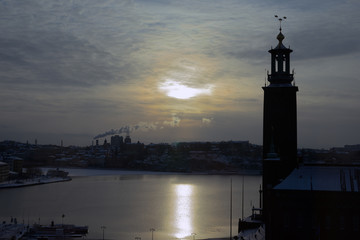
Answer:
[0, 0, 359, 148]
[157, 57, 215, 100]
[159, 79, 213, 99]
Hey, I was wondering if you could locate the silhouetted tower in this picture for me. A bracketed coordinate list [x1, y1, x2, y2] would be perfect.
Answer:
[124, 135, 131, 144]
[111, 135, 123, 148]
[262, 16, 298, 235]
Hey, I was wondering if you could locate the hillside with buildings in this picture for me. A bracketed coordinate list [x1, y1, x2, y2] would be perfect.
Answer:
[0, 138, 262, 179]
[1, 137, 360, 184]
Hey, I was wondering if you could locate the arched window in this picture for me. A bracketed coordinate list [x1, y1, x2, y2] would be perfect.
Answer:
[283, 54, 286, 72]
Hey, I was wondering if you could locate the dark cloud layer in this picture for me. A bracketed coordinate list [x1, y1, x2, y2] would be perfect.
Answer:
[0, 0, 359, 148]
[0, 33, 126, 87]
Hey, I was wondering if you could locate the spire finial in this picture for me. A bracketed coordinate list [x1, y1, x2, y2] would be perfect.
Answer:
[274, 15, 287, 32]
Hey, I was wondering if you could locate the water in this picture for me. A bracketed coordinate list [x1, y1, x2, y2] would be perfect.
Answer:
[0, 169, 262, 240]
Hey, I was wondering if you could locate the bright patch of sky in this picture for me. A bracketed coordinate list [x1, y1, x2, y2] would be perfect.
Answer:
[0, 0, 359, 148]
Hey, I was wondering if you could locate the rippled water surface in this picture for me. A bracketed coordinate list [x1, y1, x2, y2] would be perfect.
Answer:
[0, 169, 261, 240]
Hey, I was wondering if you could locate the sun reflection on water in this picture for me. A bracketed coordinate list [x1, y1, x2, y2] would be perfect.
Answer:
[174, 184, 194, 239]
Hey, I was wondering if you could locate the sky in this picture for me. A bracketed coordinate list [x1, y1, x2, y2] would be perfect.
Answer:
[0, 0, 359, 148]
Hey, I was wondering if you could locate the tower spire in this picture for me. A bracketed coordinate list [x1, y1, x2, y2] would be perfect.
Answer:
[274, 15, 287, 32]
[267, 16, 293, 85]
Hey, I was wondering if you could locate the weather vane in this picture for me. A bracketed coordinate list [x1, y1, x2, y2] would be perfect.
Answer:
[275, 15, 287, 31]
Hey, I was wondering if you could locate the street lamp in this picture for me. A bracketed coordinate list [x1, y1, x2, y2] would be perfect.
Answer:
[150, 228, 156, 240]
[101, 226, 106, 240]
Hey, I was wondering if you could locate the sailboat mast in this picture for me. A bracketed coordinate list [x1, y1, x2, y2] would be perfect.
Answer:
[242, 175, 244, 220]
[229, 178, 232, 240]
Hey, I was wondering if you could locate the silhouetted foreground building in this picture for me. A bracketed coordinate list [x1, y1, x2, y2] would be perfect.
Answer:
[268, 166, 360, 239]
[262, 24, 299, 239]
[261, 25, 360, 240]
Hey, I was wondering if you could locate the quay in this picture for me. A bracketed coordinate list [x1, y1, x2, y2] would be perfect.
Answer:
[0, 176, 71, 189]
[0, 220, 88, 240]
[0, 222, 27, 240]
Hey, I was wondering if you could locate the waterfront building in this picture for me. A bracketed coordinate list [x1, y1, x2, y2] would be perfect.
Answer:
[6, 156, 23, 174]
[111, 135, 124, 149]
[124, 135, 131, 144]
[0, 161, 9, 182]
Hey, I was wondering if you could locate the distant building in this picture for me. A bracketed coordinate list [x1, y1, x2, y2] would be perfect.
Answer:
[344, 144, 360, 152]
[6, 156, 23, 174]
[0, 162, 9, 182]
[111, 135, 123, 148]
[124, 135, 131, 144]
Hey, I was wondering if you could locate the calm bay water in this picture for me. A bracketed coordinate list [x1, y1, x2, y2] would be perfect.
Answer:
[0, 169, 261, 240]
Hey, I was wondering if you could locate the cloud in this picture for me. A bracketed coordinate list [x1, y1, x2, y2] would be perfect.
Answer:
[0, 0, 359, 148]
[0, 0, 151, 88]
[163, 114, 181, 127]
[202, 118, 213, 126]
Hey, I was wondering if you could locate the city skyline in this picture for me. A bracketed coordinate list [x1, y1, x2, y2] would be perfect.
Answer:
[1, 0, 359, 148]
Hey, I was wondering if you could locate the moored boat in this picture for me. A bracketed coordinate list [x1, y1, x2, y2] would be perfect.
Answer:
[27, 222, 88, 240]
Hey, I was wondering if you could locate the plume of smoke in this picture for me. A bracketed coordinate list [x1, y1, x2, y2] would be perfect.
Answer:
[93, 122, 158, 140]
[94, 115, 183, 140]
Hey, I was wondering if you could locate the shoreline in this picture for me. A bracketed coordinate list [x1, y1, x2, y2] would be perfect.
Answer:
[0, 167, 261, 189]
[44, 166, 262, 177]
[0, 176, 71, 189]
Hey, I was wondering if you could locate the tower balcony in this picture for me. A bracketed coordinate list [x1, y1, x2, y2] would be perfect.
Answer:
[267, 73, 294, 85]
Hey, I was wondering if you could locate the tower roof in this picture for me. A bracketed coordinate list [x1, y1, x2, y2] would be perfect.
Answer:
[267, 20, 294, 85]
[270, 31, 292, 52]
[272, 15, 291, 51]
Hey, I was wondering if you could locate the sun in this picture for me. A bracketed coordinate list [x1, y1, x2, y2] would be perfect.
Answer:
[156, 56, 216, 100]
[159, 79, 213, 100]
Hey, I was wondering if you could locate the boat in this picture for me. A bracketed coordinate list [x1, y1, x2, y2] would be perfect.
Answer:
[26, 222, 88, 240]
[238, 207, 263, 231]
[236, 183, 265, 240]
[46, 168, 69, 178]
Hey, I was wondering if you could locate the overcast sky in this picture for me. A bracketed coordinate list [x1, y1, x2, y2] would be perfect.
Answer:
[1, 0, 359, 148]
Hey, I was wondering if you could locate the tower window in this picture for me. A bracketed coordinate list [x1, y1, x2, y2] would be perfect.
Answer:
[283, 55, 286, 72]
